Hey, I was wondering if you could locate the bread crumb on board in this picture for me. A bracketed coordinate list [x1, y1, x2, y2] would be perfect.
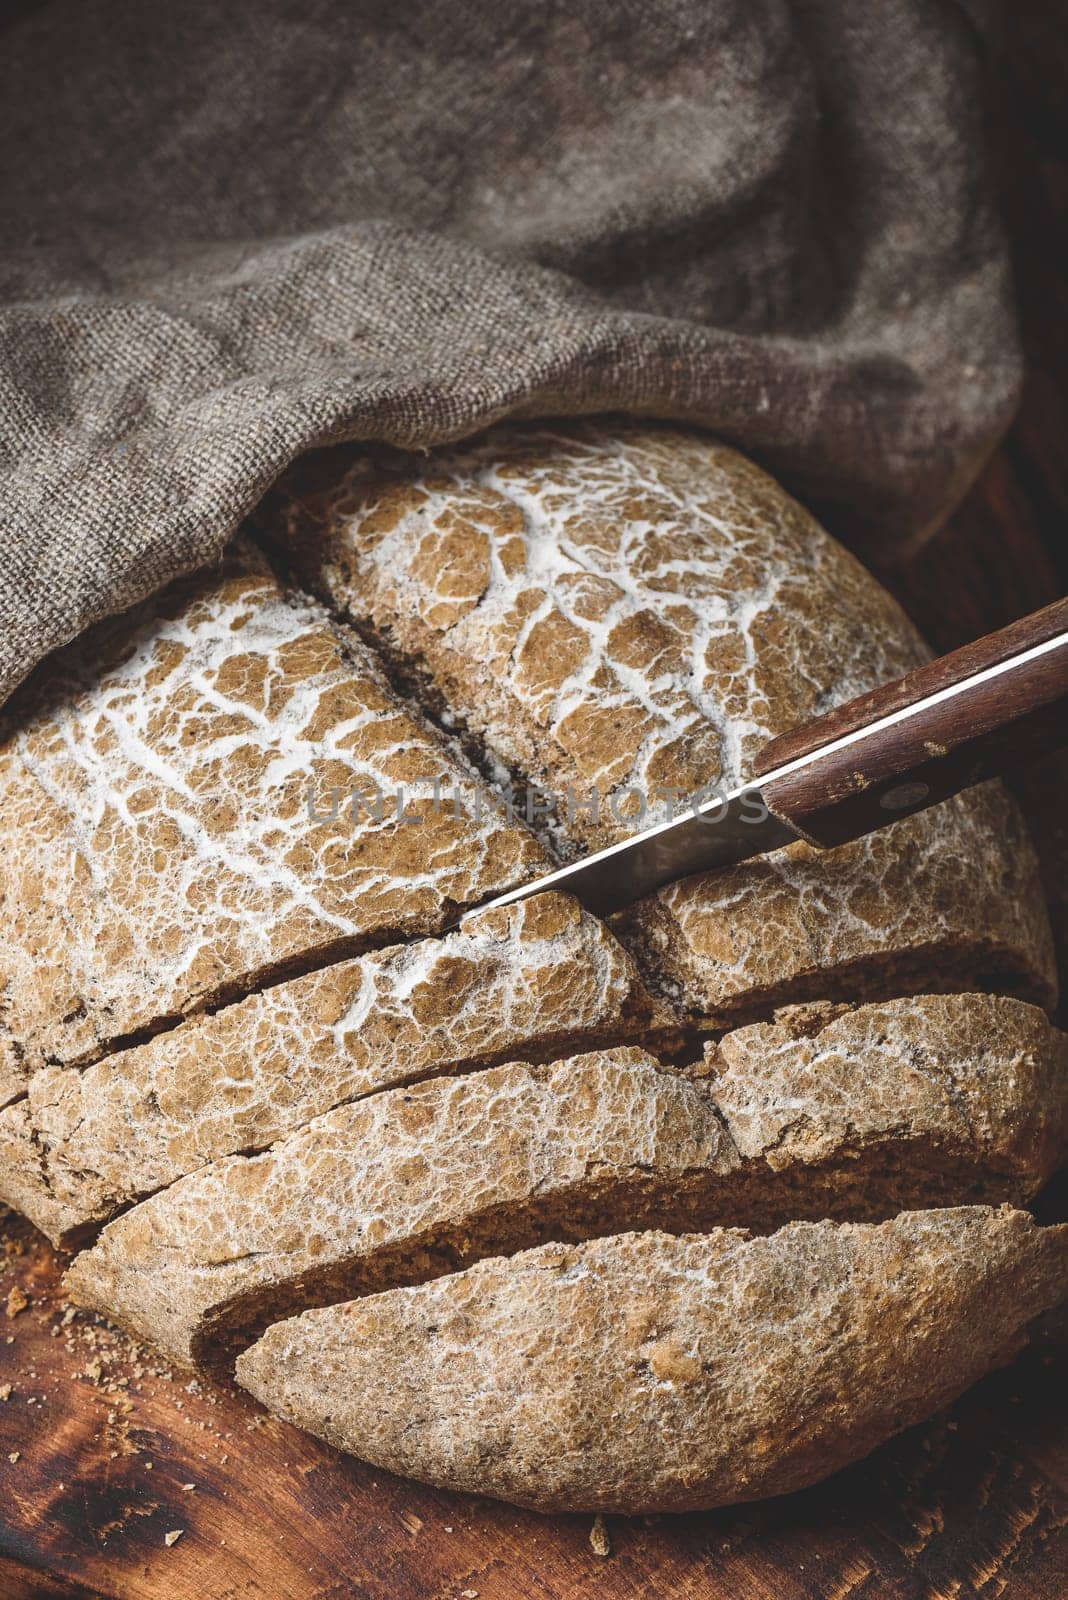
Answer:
[164, 1529, 184, 1547]
[5, 1286, 28, 1318]
[589, 1514, 611, 1557]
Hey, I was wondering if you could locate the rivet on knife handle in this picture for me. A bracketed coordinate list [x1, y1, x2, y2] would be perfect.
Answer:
[753, 597, 1068, 850]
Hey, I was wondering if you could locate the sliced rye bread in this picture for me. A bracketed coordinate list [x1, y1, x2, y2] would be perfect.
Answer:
[1, 893, 673, 1245]
[0, 540, 544, 1094]
[235, 1210, 1068, 1515]
[64, 995, 1068, 1370]
[0, 421, 1062, 1517]
[267, 419, 1055, 1019]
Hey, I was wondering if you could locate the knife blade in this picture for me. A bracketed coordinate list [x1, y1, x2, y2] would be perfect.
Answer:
[476, 597, 1068, 921]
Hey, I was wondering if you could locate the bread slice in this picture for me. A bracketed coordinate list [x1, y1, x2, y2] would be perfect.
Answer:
[235, 1209, 1068, 1514]
[64, 996, 1068, 1369]
[617, 781, 1053, 1023]
[0, 542, 544, 1092]
[269, 421, 1056, 1017]
[0, 892, 673, 1245]
[65, 1046, 732, 1367]
[708, 990, 1068, 1199]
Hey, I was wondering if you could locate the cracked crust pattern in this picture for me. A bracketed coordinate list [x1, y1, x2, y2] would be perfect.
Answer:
[66, 1046, 732, 1366]
[65, 996, 1068, 1370]
[0, 421, 1063, 1516]
[619, 781, 1056, 1023]
[707, 992, 1068, 1188]
[235, 1210, 1068, 1514]
[271, 420, 1056, 1015]
[0, 893, 672, 1245]
[272, 422, 928, 847]
[0, 542, 544, 1090]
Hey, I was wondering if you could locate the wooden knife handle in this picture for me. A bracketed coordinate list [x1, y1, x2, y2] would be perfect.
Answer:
[753, 597, 1068, 849]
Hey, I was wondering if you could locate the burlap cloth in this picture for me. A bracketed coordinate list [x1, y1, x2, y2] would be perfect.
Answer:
[0, 0, 1020, 710]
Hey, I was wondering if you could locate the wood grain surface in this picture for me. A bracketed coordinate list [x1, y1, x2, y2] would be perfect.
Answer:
[1, 8, 1066, 1597]
[0, 1206, 1066, 1600]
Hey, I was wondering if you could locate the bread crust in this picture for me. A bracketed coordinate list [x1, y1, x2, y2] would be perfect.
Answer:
[0, 542, 543, 1091]
[65, 996, 1068, 1370]
[235, 1209, 1068, 1514]
[272, 423, 931, 850]
[0, 893, 672, 1244]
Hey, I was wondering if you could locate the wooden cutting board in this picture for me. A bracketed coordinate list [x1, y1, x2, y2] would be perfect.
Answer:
[0, 1198, 1065, 1600]
[1, 11, 1066, 1596]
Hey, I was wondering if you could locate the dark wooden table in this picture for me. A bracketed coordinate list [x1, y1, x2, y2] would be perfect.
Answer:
[1, 13, 1065, 1598]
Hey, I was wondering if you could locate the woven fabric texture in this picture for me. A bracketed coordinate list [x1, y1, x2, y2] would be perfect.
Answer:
[0, 0, 1019, 708]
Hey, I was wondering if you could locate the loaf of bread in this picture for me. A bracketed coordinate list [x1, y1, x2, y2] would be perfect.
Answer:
[0, 420, 1062, 1514]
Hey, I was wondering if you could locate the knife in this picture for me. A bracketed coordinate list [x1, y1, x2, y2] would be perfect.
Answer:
[479, 596, 1068, 920]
